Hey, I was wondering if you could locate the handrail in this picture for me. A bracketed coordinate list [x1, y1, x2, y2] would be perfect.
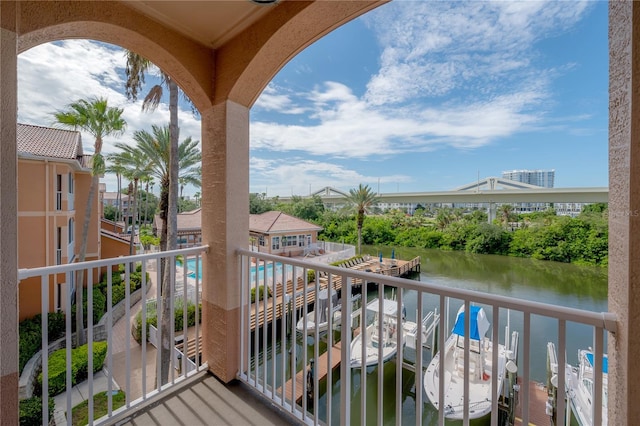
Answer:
[18, 245, 209, 279]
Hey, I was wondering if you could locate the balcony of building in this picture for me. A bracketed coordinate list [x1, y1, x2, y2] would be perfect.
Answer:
[3, 1, 640, 425]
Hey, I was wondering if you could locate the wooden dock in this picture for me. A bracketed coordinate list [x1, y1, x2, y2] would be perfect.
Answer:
[248, 256, 421, 332]
[280, 341, 343, 405]
[514, 379, 551, 426]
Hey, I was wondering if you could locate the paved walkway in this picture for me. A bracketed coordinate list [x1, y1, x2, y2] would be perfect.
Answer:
[52, 369, 120, 425]
[54, 260, 159, 424]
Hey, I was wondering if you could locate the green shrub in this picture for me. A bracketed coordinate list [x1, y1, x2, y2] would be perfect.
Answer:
[133, 302, 202, 344]
[19, 396, 54, 426]
[307, 269, 316, 283]
[37, 341, 108, 396]
[250, 285, 272, 303]
[18, 312, 65, 374]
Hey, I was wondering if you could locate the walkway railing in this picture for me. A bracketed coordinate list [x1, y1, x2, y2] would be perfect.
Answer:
[237, 249, 616, 426]
[18, 246, 208, 425]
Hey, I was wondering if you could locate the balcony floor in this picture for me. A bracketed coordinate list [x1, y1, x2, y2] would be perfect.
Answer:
[117, 372, 303, 426]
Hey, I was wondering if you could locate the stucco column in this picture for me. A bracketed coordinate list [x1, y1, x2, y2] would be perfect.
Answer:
[0, 0, 18, 422]
[200, 100, 249, 382]
[608, 2, 640, 424]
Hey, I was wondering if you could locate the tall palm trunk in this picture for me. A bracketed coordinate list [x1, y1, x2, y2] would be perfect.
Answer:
[114, 172, 121, 232]
[357, 212, 364, 255]
[128, 181, 139, 256]
[144, 180, 149, 224]
[75, 168, 99, 346]
[160, 79, 180, 385]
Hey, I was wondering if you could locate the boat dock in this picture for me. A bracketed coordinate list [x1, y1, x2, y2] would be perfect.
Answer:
[513, 379, 551, 426]
[280, 341, 343, 405]
[249, 256, 420, 332]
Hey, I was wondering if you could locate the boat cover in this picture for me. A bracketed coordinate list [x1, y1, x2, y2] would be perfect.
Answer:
[585, 352, 609, 374]
[452, 305, 490, 341]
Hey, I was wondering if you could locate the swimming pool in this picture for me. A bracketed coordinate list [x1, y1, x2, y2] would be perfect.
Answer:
[184, 258, 290, 281]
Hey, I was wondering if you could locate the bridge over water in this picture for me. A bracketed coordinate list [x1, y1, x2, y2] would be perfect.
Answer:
[280, 177, 608, 222]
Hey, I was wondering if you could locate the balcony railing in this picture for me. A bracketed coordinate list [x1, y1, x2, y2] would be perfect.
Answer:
[237, 249, 616, 426]
[18, 245, 207, 425]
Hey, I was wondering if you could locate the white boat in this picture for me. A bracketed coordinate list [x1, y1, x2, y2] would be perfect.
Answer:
[350, 298, 413, 368]
[566, 349, 608, 426]
[424, 305, 507, 420]
[296, 288, 340, 335]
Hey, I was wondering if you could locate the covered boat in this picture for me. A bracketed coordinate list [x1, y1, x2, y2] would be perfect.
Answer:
[424, 305, 507, 420]
[296, 288, 340, 335]
[566, 349, 608, 426]
[349, 298, 409, 368]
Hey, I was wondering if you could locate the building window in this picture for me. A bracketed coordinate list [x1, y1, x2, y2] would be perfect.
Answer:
[258, 236, 265, 246]
[272, 236, 280, 250]
[283, 235, 297, 247]
[56, 174, 62, 210]
[56, 227, 62, 265]
[68, 218, 74, 243]
[68, 173, 74, 194]
[298, 235, 305, 247]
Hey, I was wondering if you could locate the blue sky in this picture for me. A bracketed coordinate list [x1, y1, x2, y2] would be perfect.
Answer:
[17, 1, 608, 197]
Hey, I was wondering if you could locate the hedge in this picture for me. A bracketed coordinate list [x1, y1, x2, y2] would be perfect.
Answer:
[19, 312, 65, 374]
[133, 301, 202, 344]
[37, 341, 108, 396]
[250, 285, 272, 304]
[19, 396, 54, 426]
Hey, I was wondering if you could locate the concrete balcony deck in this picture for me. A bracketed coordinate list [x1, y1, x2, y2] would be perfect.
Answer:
[118, 372, 302, 426]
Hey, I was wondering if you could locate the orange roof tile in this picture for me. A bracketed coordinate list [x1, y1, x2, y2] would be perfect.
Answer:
[249, 211, 322, 234]
[17, 123, 83, 160]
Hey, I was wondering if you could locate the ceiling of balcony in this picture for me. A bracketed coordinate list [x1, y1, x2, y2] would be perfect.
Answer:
[122, 1, 275, 48]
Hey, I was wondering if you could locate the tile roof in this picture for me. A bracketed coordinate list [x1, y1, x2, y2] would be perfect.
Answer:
[155, 208, 202, 232]
[250, 211, 323, 234]
[17, 123, 84, 160]
[154, 209, 322, 234]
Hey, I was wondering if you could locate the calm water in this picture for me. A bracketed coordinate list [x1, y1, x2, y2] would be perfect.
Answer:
[254, 246, 608, 425]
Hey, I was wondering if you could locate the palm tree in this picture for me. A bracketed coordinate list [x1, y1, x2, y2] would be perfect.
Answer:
[111, 148, 152, 255]
[105, 155, 127, 230]
[499, 204, 514, 228]
[194, 191, 201, 207]
[345, 184, 379, 254]
[54, 97, 126, 346]
[117, 125, 201, 253]
[112, 124, 200, 384]
[126, 52, 189, 385]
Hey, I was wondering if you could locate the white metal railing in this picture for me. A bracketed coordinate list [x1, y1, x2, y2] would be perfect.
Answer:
[18, 245, 208, 426]
[237, 249, 616, 426]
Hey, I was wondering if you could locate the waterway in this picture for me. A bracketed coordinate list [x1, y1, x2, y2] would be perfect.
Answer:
[255, 246, 608, 425]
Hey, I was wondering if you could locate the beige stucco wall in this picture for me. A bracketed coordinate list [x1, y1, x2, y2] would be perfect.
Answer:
[17, 156, 97, 320]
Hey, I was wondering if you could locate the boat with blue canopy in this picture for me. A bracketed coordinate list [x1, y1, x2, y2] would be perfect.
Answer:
[424, 304, 508, 420]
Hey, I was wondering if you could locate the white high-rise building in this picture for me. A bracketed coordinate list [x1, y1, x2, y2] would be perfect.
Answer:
[502, 169, 555, 188]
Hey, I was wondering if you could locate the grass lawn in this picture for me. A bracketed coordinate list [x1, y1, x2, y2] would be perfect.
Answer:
[70, 390, 125, 425]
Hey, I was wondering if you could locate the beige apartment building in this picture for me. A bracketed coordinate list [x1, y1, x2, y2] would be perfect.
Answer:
[17, 123, 98, 321]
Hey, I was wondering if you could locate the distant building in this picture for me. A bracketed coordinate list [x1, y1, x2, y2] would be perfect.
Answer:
[250, 211, 323, 256]
[154, 209, 323, 255]
[502, 169, 555, 188]
[102, 191, 132, 222]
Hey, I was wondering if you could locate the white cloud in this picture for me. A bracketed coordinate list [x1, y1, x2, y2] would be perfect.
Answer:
[250, 157, 410, 196]
[18, 40, 202, 193]
[362, 0, 591, 106]
[251, 1, 592, 162]
[251, 82, 541, 156]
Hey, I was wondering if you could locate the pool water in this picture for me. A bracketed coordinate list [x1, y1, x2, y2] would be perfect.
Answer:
[184, 258, 289, 281]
